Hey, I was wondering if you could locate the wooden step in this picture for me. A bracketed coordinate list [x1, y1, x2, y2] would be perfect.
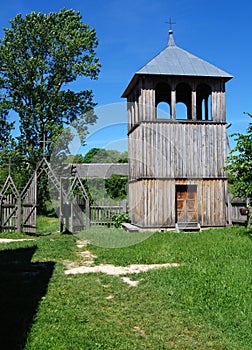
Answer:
[175, 222, 201, 232]
[122, 223, 139, 232]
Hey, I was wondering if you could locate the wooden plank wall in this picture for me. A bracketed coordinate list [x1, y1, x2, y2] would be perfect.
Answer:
[128, 122, 227, 180]
[229, 199, 247, 224]
[129, 179, 227, 228]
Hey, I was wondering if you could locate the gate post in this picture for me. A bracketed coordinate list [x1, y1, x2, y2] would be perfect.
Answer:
[86, 199, 90, 229]
[60, 177, 64, 233]
[0, 197, 2, 232]
[122, 200, 127, 213]
[227, 193, 232, 226]
[17, 196, 21, 232]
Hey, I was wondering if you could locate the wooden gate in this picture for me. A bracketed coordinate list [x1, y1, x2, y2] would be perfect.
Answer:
[176, 185, 198, 223]
[21, 173, 37, 234]
[60, 176, 90, 233]
[0, 174, 21, 232]
[72, 194, 87, 233]
[20, 157, 61, 234]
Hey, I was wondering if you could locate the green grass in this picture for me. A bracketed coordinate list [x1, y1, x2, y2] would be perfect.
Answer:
[0, 226, 251, 349]
[36, 215, 60, 234]
[0, 215, 60, 239]
[77, 226, 154, 248]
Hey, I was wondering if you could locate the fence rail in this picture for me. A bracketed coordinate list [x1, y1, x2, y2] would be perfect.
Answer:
[228, 198, 248, 225]
[90, 201, 127, 227]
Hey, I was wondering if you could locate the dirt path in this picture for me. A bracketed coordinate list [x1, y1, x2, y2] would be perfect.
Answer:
[65, 262, 180, 276]
[0, 238, 34, 243]
[65, 240, 180, 286]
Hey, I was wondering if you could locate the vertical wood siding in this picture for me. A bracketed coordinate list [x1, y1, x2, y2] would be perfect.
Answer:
[127, 76, 228, 228]
[129, 122, 226, 180]
[129, 179, 227, 228]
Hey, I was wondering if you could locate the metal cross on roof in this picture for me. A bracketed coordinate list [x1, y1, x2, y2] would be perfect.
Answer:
[165, 17, 176, 31]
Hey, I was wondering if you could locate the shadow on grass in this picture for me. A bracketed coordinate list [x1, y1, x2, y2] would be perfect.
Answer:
[0, 246, 55, 350]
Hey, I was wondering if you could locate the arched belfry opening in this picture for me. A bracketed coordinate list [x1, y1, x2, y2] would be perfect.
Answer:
[176, 83, 192, 120]
[196, 83, 212, 120]
[156, 82, 171, 119]
[122, 29, 233, 230]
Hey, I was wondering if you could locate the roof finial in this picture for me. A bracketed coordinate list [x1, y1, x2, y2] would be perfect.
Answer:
[165, 17, 176, 31]
[165, 17, 176, 46]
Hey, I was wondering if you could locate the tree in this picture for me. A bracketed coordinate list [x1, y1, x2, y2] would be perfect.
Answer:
[0, 114, 13, 151]
[0, 9, 101, 165]
[0, 85, 14, 151]
[226, 113, 252, 200]
[226, 113, 252, 225]
[82, 148, 128, 163]
[105, 174, 128, 200]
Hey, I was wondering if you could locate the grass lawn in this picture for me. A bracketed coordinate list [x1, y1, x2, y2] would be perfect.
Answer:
[36, 215, 60, 234]
[0, 225, 251, 349]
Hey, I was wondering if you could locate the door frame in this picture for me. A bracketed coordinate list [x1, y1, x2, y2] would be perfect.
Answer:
[175, 184, 198, 223]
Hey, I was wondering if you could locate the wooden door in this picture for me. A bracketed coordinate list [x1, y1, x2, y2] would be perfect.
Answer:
[176, 185, 198, 223]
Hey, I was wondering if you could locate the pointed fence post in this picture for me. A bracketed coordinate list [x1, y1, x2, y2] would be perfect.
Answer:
[227, 193, 232, 226]
[86, 199, 90, 229]
[17, 196, 21, 233]
[122, 200, 127, 213]
[60, 177, 64, 233]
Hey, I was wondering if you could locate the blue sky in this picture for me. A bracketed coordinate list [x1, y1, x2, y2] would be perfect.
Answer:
[1, 0, 252, 154]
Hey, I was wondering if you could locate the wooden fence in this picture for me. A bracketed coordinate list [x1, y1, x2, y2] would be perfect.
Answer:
[227, 197, 248, 225]
[0, 174, 21, 232]
[89, 198, 248, 228]
[90, 200, 127, 227]
[0, 170, 247, 233]
[0, 193, 21, 232]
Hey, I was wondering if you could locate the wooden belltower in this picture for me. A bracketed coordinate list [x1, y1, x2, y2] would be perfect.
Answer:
[122, 29, 233, 230]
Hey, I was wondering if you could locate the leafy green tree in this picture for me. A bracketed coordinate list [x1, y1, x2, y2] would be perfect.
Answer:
[81, 148, 100, 163]
[226, 113, 252, 200]
[0, 148, 31, 191]
[0, 9, 101, 165]
[82, 148, 128, 163]
[0, 81, 14, 151]
[226, 113, 252, 225]
[0, 116, 13, 151]
[105, 174, 128, 200]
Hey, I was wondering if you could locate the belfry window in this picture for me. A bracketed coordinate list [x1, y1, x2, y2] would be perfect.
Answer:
[176, 102, 188, 120]
[155, 82, 171, 119]
[196, 84, 212, 120]
[176, 83, 192, 120]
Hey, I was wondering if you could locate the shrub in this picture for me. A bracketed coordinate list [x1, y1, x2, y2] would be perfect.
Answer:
[105, 174, 128, 200]
[111, 212, 130, 228]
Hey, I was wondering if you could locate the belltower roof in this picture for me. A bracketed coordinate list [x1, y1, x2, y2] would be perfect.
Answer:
[137, 30, 232, 78]
[122, 30, 233, 97]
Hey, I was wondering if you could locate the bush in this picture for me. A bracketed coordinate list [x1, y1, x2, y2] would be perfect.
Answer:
[111, 212, 130, 228]
[105, 174, 128, 200]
